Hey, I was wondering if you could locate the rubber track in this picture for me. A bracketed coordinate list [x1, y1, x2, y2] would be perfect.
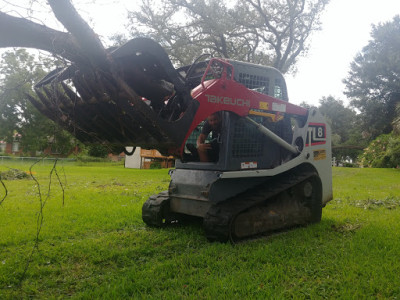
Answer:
[142, 191, 170, 227]
[203, 171, 315, 242]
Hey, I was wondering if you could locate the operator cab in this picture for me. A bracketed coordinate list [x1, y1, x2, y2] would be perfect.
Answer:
[178, 60, 289, 101]
[176, 60, 293, 171]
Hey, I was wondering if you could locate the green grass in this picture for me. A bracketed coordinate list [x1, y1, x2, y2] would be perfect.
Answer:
[1, 164, 400, 298]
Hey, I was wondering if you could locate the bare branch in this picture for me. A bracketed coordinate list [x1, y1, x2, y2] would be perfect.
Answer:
[0, 176, 7, 206]
[19, 158, 66, 285]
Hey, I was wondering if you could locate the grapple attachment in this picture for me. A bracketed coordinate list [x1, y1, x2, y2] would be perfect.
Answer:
[28, 38, 199, 155]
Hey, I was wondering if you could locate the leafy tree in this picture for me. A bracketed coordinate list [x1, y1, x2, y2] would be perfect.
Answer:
[128, 0, 329, 72]
[298, 101, 311, 109]
[344, 15, 400, 140]
[394, 102, 400, 135]
[317, 96, 365, 161]
[359, 133, 400, 168]
[318, 96, 356, 144]
[0, 49, 75, 155]
[88, 144, 109, 158]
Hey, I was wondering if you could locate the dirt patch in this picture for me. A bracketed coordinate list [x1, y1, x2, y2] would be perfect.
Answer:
[331, 222, 362, 234]
[96, 181, 124, 188]
[351, 198, 400, 210]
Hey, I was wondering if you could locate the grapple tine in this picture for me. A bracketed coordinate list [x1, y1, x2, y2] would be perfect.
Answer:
[29, 37, 199, 153]
[71, 78, 93, 102]
[30, 90, 89, 143]
[37, 83, 117, 143]
[26, 93, 53, 119]
[41, 86, 59, 107]
[35, 88, 58, 114]
[61, 82, 84, 105]
[54, 87, 75, 110]
[73, 71, 103, 102]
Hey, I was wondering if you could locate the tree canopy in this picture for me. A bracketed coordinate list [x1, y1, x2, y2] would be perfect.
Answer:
[0, 0, 330, 74]
[0, 49, 75, 154]
[344, 15, 400, 140]
[318, 96, 355, 144]
[358, 132, 400, 168]
[128, 0, 329, 72]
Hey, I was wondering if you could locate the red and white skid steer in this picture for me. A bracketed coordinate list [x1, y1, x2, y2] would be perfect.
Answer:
[30, 38, 332, 242]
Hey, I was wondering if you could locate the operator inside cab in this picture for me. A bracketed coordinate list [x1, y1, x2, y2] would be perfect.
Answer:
[197, 112, 222, 162]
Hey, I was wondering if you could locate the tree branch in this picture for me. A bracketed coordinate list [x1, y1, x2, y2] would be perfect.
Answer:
[47, 0, 110, 70]
[0, 11, 82, 63]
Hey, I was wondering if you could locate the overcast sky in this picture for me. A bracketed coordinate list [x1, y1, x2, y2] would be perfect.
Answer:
[285, 0, 400, 106]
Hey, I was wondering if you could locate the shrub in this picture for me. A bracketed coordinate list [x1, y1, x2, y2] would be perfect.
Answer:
[343, 162, 357, 168]
[0, 168, 29, 180]
[88, 144, 108, 158]
[359, 133, 400, 168]
[150, 161, 162, 169]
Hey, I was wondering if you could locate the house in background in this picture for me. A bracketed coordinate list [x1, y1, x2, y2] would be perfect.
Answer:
[125, 147, 174, 169]
[0, 133, 22, 155]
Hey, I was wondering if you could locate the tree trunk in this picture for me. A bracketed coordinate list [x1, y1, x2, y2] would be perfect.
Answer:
[0, 0, 110, 68]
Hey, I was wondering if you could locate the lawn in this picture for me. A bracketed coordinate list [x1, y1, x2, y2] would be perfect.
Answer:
[1, 162, 400, 298]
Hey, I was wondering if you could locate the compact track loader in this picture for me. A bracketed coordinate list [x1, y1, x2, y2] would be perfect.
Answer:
[31, 38, 332, 242]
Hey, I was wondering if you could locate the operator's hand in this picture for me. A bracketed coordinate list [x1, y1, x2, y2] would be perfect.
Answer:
[197, 143, 211, 152]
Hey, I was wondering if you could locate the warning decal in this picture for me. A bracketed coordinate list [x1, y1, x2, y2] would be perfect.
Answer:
[313, 149, 327, 161]
[259, 102, 269, 110]
[241, 162, 258, 169]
